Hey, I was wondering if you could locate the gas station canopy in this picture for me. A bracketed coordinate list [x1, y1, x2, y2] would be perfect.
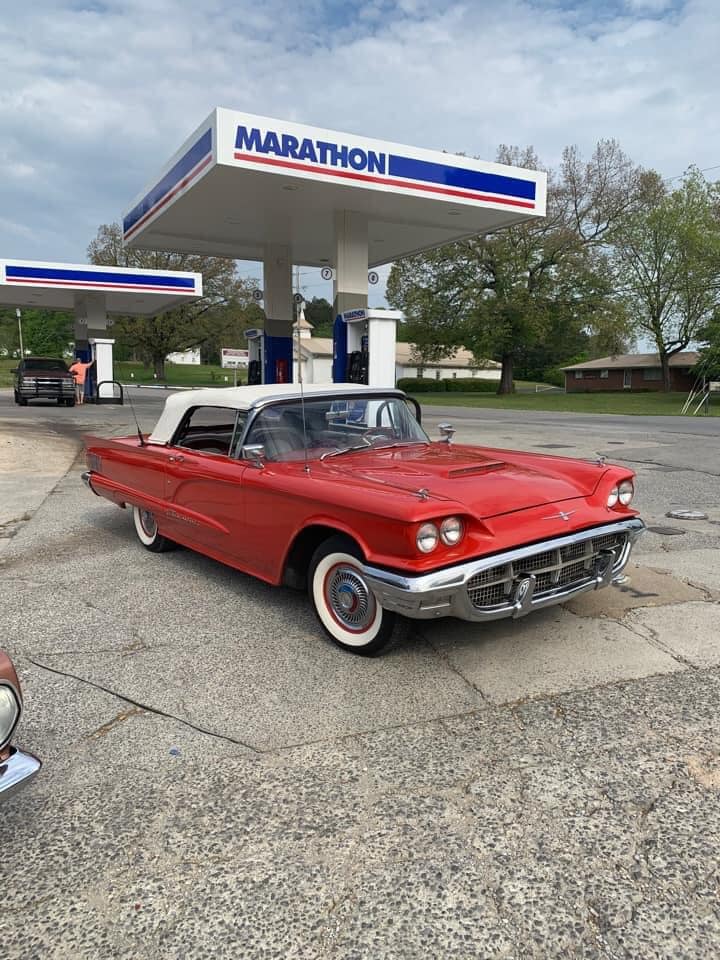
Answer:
[0, 260, 202, 316]
[122, 109, 547, 265]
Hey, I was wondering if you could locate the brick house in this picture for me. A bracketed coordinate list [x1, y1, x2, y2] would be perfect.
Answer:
[562, 352, 700, 393]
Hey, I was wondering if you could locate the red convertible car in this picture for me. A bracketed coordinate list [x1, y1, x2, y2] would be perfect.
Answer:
[83, 384, 644, 654]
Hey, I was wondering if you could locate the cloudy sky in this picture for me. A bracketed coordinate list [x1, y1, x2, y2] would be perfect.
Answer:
[1, 0, 718, 301]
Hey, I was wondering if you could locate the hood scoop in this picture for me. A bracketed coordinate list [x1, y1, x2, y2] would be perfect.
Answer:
[446, 459, 505, 478]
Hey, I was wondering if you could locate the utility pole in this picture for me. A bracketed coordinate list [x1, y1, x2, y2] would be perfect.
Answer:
[15, 308, 24, 359]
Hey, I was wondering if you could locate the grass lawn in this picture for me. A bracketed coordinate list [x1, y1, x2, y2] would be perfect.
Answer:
[115, 361, 246, 387]
[411, 390, 719, 417]
[0, 358, 246, 389]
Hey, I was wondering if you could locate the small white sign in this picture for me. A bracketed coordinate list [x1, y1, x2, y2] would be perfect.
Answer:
[368, 270, 379, 285]
[293, 293, 303, 304]
[221, 348, 249, 368]
[320, 266, 334, 281]
[252, 288, 263, 301]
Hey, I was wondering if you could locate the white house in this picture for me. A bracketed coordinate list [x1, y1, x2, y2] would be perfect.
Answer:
[166, 348, 201, 365]
[293, 316, 500, 384]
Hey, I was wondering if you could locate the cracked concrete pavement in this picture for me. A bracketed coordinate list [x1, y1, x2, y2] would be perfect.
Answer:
[1, 390, 719, 959]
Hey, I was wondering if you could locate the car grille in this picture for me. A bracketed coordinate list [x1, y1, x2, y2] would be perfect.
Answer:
[21, 378, 73, 395]
[466, 529, 628, 610]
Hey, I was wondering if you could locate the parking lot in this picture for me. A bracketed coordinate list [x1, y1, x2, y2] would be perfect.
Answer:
[1, 387, 719, 959]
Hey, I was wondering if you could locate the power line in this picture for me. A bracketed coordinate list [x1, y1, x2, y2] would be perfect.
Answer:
[663, 162, 720, 183]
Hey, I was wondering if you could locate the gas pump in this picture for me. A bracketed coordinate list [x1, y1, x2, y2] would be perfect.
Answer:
[245, 329, 264, 385]
[332, 309, 401, 388]
[245, 328, 293, 385]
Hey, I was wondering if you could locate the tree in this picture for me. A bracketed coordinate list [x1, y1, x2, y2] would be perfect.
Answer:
[610, 168, 720, 390]
[388, 140, 642, 393]
[697, 313, 720, 379]
[303, 297, 334, 337]
[88, 223, 251, 378]
[0, 308, 73, 357]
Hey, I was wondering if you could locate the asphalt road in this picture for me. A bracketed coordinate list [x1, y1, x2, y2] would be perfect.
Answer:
[1, 387, 720, 959]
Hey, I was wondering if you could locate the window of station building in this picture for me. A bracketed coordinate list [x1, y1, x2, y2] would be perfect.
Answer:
[600, 369, 609, 379]
[435, 370, 441, 380]
[643, 368, 662, 381]
[575, 371, 583, 379]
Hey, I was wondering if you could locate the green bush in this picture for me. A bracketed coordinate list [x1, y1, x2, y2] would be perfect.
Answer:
[397, 376, 500, 393]
[542, 367, 566, 388]
[397, 377, 447, 392]
[444, 377, 499, 393]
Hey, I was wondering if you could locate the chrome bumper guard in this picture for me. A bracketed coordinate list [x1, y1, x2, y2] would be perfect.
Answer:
[362, 518, 645, 623]
[81, 471, 99, 496]
[0, 747, 41, 798]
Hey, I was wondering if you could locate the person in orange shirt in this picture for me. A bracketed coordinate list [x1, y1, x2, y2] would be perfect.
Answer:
[69, 357, 95, 405]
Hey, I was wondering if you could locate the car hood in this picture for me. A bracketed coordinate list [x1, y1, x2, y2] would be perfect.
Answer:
[322, 443, 605, 519]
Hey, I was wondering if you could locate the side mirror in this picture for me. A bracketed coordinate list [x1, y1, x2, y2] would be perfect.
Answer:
[241, 444, 266, 468]
[438, 423, 455, 444]
[10, 368, 18, 374]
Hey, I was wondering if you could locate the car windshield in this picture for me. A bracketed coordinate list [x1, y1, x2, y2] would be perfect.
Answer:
[244, 395, 429, 462]
[23, 359, 68, 371]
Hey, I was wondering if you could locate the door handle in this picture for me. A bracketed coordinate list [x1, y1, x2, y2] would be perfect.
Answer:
[169, 454, 185, 463]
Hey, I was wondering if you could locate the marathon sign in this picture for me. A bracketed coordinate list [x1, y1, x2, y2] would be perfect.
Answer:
[235, 125, 387, 175]
[231, 119, 538, 210]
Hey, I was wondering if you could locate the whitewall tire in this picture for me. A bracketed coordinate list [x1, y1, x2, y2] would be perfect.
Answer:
[309, 536, 395, 655]
[132, 506, 175, 553]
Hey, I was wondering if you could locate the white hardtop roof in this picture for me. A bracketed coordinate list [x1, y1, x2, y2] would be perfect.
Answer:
[123, 108, 546, 267]
[0, 259, 202, 316]
[148, 382, 403, 444]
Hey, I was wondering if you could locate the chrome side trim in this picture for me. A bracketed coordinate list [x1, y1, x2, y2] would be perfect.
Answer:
[0, 747, 41, 798]
[361, 518, 645, 623]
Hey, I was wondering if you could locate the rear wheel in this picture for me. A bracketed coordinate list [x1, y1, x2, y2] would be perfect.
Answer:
[15, 393, 28, 406]
[65, 398, 76, 407]
[308, 535, 395, 655]
[132, 506, 175, 553]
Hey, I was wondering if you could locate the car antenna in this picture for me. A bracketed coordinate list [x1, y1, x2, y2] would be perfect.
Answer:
[296, 300, 310, 474]
[125, 385, 146, 446]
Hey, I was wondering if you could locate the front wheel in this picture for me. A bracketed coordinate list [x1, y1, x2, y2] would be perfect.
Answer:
[132, 506, 175, 553]
[308, 536, 395, 655]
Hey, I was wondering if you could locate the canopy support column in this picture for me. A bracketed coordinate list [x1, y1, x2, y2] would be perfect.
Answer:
[74, 292, 111, 399]
[332, 211, 368, 317]
[262, 244, 293, 383]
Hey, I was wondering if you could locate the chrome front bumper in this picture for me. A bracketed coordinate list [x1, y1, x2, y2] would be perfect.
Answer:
[362, 518, 645, 623]
[0, 747, 41, 798]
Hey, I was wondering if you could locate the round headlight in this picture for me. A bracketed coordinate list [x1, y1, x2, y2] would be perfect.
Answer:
[0, 685, 20, 748]
[607, 486, 619, 508]
[440, 517, 464, 546]
[618, 479, 634, 506]
[417, 522, 439, 553]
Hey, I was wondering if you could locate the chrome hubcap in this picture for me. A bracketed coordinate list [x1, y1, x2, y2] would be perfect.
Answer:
[140, 510, 157, 538]
[326, 565, 375, 631]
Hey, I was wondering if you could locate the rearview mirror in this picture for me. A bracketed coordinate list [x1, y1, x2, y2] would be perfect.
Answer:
[241, 444, 266, 468]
